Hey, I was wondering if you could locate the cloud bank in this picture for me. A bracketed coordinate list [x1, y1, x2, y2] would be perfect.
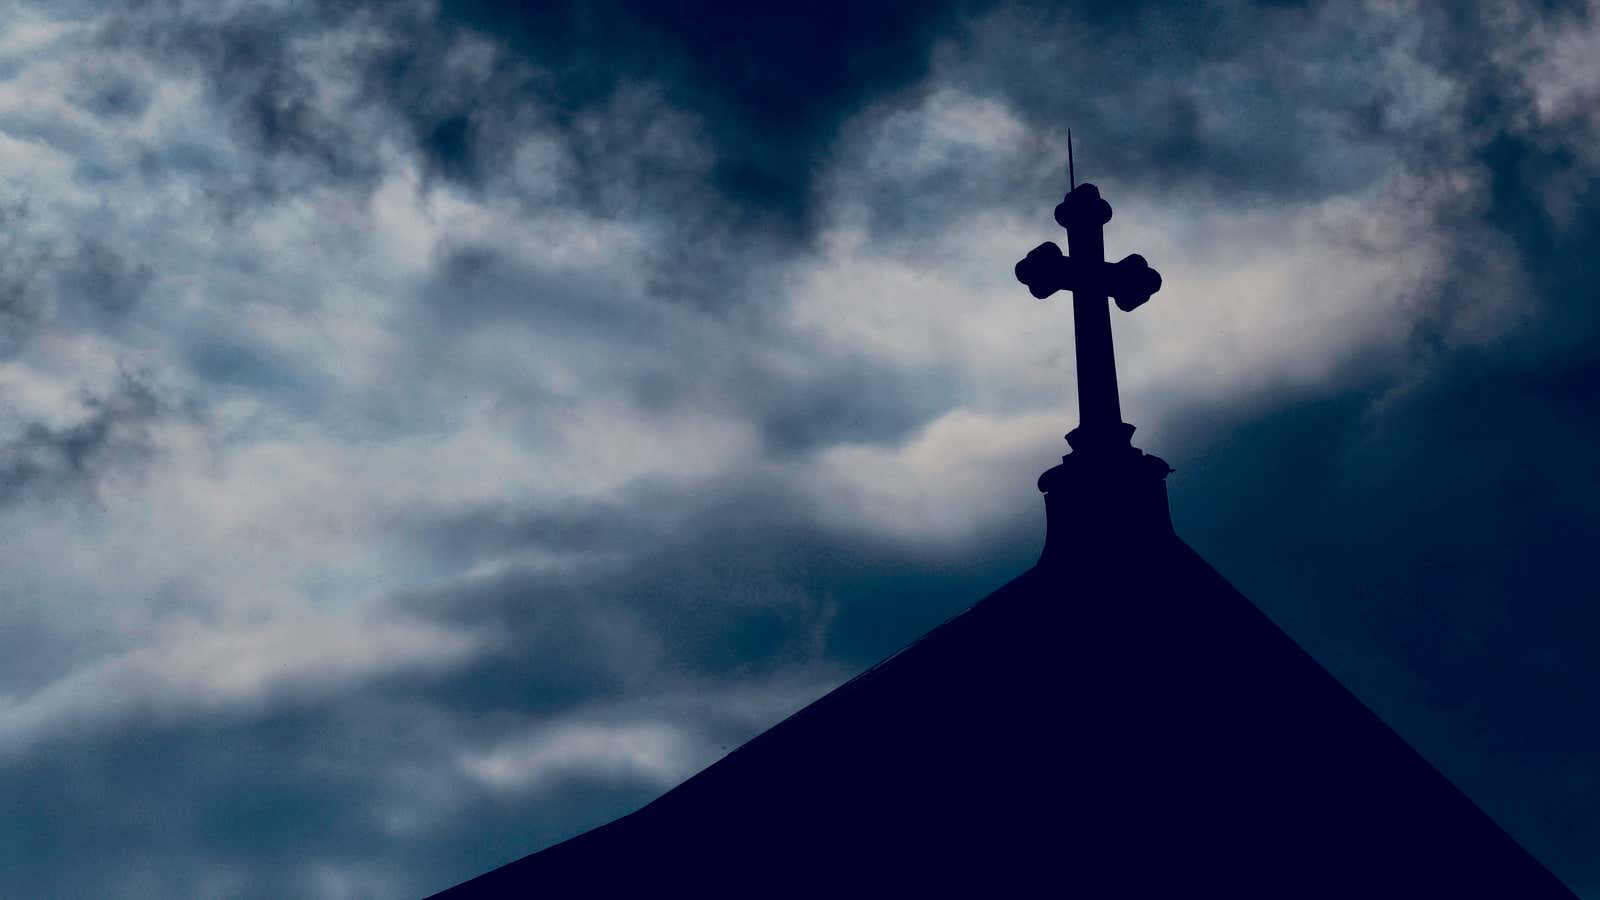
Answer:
[1, 0, 1598, 895]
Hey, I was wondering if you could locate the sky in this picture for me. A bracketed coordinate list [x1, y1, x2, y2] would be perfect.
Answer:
[1, 0, 1598, 895]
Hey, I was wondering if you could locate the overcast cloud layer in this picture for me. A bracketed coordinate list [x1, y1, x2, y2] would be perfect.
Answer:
[2, 0, 1599, 895]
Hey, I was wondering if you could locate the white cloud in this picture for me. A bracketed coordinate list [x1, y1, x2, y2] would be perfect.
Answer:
[0, 612, 479, 756]
[459, 720, 704, 792]
[804, 408, 1062, 544]
[0, 0, 1538, 767]
[0, 1, 1588, 895]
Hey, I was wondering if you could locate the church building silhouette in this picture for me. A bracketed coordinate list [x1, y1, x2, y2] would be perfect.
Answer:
[432, 161, 1576, 898]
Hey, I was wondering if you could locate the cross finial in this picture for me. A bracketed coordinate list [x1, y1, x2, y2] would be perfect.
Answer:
[1016, 147, 1176, 559]
[1014, 151, 1162, 454]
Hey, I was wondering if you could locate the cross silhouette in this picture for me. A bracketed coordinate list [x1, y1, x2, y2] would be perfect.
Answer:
[1015, 180, 1161, 453]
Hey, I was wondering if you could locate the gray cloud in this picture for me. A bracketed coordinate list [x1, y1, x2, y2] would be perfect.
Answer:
[0, 195, 49, 353]
[1, 0, 1599, 896]
[0, 369, 174, 505]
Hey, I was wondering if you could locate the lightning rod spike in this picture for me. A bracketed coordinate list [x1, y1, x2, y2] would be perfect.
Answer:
[1068, 128, 1075, 190]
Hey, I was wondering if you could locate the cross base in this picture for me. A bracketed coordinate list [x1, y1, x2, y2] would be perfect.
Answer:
[1037, 430, 1174, 564]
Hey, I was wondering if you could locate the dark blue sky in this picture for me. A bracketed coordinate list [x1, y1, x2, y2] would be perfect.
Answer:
[1, 1, 1597, 895]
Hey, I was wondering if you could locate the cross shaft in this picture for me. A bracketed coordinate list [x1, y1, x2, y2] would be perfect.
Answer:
[1014, 182, 1161, 451]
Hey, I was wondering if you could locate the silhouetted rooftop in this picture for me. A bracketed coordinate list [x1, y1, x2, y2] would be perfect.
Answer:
[432, 176, 1575, 898]
[432, 450, 1573, 897]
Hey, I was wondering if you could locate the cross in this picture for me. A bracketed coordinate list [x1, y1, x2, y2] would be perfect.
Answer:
[1014, 172, 1161, 454]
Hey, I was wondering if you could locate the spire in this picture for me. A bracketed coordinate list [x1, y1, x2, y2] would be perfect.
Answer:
[1013, 146, 1173, 559]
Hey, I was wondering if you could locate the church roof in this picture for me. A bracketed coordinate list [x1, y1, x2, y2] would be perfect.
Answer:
[432, 175, 1573, 897]
[433, 520, 1574, 897]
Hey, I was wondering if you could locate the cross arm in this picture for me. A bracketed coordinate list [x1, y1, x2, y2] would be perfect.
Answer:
[1014, 243, 1163, 311]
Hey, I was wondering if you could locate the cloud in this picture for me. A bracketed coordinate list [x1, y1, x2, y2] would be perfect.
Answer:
[0, 356, 184, 504]
[1, 0, 1599, 896]
[458, 720, 704, 792]
[0, 612, 481, 757]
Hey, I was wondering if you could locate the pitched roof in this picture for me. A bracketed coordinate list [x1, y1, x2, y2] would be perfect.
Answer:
[434, 491, 1575, 897]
